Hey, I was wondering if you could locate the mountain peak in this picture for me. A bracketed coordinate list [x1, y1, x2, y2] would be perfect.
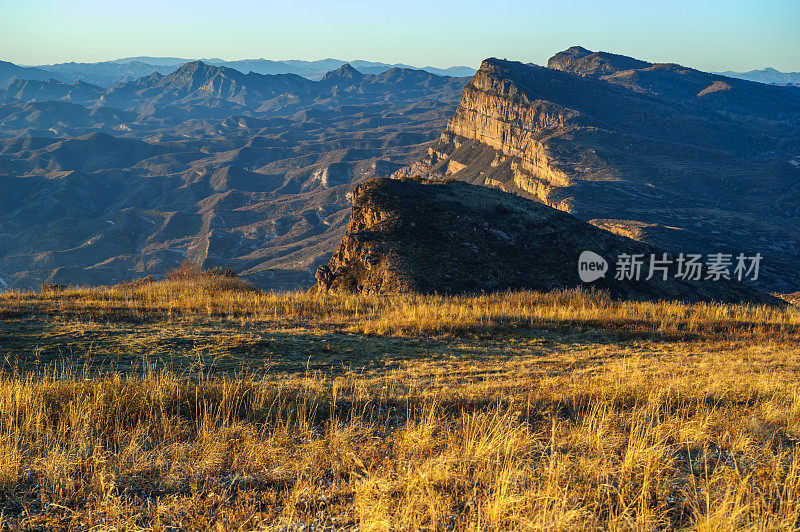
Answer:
[547, 47, 652, 77]
[176, 60, 212, 73]
[321, 63, 364, 83]
[163, 60, 244, 89]
[562, 45, 593, 58]
[170, 60, 242, 80]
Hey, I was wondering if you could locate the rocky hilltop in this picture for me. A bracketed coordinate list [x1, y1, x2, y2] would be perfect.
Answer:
[395, 48, 800, 292]
[312, 177, 776, 304]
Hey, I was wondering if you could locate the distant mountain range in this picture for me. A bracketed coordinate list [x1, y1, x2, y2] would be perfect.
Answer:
[0, 60, 66, 86]
[0, 60, 468, 290]
[0, 60, 468, 124]
[715, 67, 800, 86]
[0, 57, 476, 87]
[8, 55, 800, 90]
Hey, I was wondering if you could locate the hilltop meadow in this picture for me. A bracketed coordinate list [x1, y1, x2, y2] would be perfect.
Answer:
[2, 274, 800, 530]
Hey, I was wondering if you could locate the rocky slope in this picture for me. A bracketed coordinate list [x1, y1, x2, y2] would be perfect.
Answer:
[312, 177, 776, 304]
[395, 48, 800, 292]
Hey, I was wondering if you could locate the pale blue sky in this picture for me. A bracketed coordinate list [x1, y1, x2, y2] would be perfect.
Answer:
[1, 0, 798, 71]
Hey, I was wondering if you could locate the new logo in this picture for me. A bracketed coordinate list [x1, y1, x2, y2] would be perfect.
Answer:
[578, 251, 609, 282]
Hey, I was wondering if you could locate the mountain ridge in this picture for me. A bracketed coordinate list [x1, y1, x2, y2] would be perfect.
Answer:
[0, 60, 63, 87]
[0, 60, 468, 291]
[1, 60, 468, 120]
[12, 58, 476, 86]
[393, 48, 800, 292]
[716, 66, 800, 86]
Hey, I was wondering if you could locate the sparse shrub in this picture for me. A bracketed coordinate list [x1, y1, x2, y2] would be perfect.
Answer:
[164, 261, 253, 292]
[167, 261, 240, 280]
[40, 282, 66, 292]
[203, 266, 238, 278]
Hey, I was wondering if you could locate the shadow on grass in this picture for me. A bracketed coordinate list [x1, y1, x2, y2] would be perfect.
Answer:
[0, 314, 653, 377]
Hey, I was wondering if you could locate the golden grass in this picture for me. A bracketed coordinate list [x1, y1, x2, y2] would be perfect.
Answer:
[1, 280, 800, 530]
[3, 278, 799, 341]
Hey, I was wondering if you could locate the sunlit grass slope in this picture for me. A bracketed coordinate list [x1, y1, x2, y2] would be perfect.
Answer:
[1, 277, 800, 529]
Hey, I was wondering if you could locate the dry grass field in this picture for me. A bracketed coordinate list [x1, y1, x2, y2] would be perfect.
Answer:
[2, 276, 800, 530]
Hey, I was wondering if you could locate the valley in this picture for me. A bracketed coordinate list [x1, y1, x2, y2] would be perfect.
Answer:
[0, 62, 468, 290]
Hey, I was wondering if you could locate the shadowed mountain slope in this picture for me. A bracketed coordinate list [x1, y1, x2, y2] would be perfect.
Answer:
[313, 177, 777, 304]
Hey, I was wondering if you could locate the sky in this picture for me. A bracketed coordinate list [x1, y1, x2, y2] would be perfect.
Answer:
[2, 0, 799, 72]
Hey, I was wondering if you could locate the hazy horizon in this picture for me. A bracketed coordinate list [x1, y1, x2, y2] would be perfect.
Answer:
[2, 0, 799, 72]
[12, 56, 481, 70]
[11, 55, 800, 75]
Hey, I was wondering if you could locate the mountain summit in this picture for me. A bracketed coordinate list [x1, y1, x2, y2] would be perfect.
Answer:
[547, 46, 651, 77]
[321, 63, 364, 84]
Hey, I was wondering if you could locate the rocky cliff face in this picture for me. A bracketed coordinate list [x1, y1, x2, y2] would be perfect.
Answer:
[312, 177, 776, 304]
[395, 49, 800, 292]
